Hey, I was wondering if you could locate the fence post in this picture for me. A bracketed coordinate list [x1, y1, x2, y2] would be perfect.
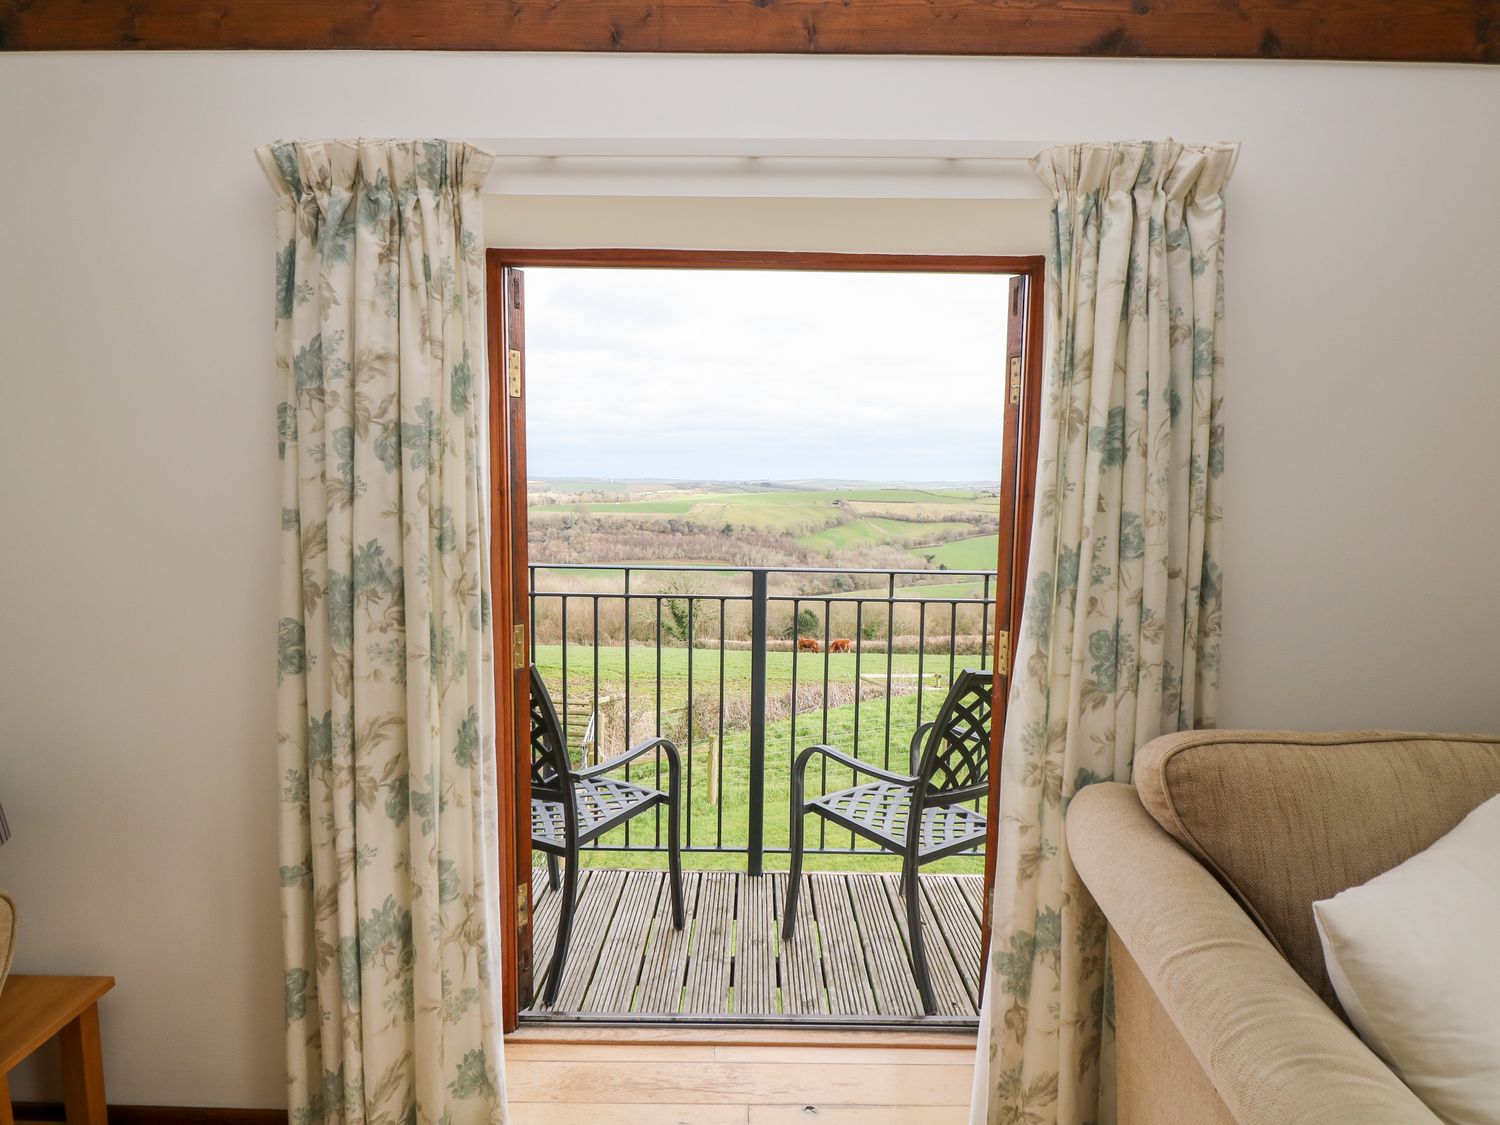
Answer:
[748, 567, 768, 877]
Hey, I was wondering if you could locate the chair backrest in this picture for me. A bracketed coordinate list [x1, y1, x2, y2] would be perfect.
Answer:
[914, 668, 994, 797]
[529, 666, 572, 796]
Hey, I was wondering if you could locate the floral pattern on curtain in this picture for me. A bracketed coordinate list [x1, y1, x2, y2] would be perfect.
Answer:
[259, 139, 507, 1125]
[972, 140, 1239, 1125]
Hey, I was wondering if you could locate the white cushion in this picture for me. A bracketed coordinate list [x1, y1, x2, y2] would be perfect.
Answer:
[1313, 793, 1500, 1125]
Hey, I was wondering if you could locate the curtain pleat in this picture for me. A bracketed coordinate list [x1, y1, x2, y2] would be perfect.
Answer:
[259, 138, 506, 1125]
[972, 139, 1238, 1125]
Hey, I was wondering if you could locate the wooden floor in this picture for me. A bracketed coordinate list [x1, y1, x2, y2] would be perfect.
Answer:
[504, 1025, 977, 1124]
[526, 866, 985, 1020]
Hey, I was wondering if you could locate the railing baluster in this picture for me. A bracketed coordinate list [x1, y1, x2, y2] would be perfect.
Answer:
[883, 571, 895, 769]
[623, 568, 631, 847]
[717, 598, 726, 850]
[980, 572, 992, 671]
[789, 595, 800, 820]
[851, 598, 863, 853]
[917, 600, 927, 730]
[747, 568, 768, 877]
[591, 594, 600, 766]
[948, 599, 958, 685]
[655, 594, 664, 847]
[686, 596, 695, 850]
[819, 600, 831, 850]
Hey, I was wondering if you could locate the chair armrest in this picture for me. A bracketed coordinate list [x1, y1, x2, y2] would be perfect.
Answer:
[908, 722, 935, 774]
[1067, 784, 1440, 1125]
[575, 736, 680, 781]
[794, 743, 916, 787]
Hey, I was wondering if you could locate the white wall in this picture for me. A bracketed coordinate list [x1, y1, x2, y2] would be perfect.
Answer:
[1, 52, 1497, 1108]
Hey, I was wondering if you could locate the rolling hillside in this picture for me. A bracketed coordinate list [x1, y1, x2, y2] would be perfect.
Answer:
[530, 480, 1000, 586]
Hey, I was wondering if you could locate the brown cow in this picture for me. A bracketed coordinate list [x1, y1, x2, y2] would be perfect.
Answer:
[828, 638, 853, 653]
[797, 636, 821, 654]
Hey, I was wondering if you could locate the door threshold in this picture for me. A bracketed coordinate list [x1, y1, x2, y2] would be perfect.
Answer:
[517, 1010, 979, 1036]
[511, 1016, 978, 1049]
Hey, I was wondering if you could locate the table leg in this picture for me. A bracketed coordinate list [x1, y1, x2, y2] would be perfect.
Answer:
[0, 1069, 14, 1125]
[59, 1002, 107, 1124]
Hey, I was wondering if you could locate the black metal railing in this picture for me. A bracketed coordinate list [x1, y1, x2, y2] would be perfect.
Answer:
[528, 563, 996, 871]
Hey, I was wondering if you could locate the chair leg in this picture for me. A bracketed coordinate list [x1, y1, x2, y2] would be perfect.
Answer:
[666, 796, 685, 929]
[781, 807, 806, 939]
[542, 849, 579, 1007]
[546, 852, 561, 892]
[903, 855, 936, 1015]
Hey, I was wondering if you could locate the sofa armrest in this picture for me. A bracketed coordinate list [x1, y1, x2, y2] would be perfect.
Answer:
[1067, 783, 1439, 1125]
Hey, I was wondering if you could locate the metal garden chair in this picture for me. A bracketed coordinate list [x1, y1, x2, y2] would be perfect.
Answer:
[782, 667, 993, 1014]
[529, 665, 685, 1005]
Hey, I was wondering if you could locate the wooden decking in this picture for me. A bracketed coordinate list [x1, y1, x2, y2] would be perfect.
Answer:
[526, 867, 985, 1020]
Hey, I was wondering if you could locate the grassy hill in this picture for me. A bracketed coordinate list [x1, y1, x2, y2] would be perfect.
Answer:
[530, 480, 1000, 572]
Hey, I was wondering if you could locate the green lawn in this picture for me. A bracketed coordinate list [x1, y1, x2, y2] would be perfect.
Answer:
[532, 643, 986, 689]
[531, 646, 988, 876]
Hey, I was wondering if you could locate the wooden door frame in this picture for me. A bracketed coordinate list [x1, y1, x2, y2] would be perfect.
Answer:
[486, 246, 1045, 1030]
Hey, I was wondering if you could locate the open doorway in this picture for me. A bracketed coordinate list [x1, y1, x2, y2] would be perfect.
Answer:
[488, 250, 1043, 1029]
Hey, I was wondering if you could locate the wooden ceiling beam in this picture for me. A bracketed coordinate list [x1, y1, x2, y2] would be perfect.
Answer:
[2, 0, 1496, 63]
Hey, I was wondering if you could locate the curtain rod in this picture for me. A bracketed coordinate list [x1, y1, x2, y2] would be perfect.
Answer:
[474, 139, 1053, 200]
[473, 138, 1048, 161]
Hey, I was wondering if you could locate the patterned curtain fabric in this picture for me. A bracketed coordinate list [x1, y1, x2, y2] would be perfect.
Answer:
[972, 140, 1239, 1125]
[259, 139, 507, 1125]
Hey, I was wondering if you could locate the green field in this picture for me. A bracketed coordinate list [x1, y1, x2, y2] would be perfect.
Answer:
[527, 482, 998, 876]
[797, 517, 972, 555]
[912, 533, 1000, 571]
[533, 643, 981, 688]
[531, 482, 1000, 542]
[531, 643, 988, 875]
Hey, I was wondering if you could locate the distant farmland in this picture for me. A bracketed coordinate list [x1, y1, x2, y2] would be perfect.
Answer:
[529, 479, 1002, 598]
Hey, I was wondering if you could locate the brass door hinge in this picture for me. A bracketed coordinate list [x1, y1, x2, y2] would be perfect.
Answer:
[516, 883, 530, 927]
[512, 623, 526, 670]
[1009, 356, 1022, 405]
[507, 349, 522, 397]
[996, 629, 1011, 676]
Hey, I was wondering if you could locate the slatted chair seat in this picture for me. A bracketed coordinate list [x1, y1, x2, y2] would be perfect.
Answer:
[809, 781, 988, 861]
[783, 668, 994, 1015]
[527, 666, 684, 1007]
[531, 776, 663, 849]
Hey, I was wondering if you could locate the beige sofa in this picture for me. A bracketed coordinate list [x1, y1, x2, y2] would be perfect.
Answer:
[1068, 730, 1500, 1125]
[0, 890, 14, 998]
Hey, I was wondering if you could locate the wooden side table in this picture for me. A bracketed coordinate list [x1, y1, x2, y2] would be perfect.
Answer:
[0, 975, 114, 1125]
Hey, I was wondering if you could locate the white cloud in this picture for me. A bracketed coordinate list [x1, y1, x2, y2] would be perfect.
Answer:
[524, 267, 1013, 482]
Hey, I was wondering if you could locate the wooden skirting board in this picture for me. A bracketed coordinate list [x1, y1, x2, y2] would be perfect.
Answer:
[14, 1106, 286, 1124]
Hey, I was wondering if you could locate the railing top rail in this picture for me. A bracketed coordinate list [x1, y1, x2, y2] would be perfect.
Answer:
[768, 595, 993, 605]
[529, 562, 998, 577]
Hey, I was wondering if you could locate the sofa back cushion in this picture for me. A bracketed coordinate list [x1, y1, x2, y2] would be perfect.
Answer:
[1133, 730, 1500, 1013]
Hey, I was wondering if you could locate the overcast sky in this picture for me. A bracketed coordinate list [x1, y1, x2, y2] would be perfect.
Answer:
[523, 267, 1013, 483]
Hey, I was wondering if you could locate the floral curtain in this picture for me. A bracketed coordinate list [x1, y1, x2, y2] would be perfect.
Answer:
[259, 139, 507, 1125]
[972, 140, 1239, 1125]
